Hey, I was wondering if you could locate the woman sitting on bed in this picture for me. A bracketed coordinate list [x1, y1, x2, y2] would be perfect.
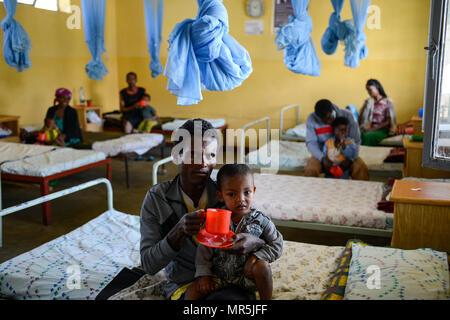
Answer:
[359, 79, 397, 146]
[44, 88, 82, 147]
[120, 72, 147, 134]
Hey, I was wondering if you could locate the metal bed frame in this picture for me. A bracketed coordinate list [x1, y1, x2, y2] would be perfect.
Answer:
[151, 157, 393, 238]
[280, 104, 305, 142]
[0, 176, 114, 248]
[0, 157, 112, 226]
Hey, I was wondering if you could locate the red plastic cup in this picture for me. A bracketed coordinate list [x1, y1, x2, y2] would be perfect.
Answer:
[139, 100, 147, 107]
[204, 209, 232, 235]
[87, 100, 92, 107]
[330, 164, 344, 178]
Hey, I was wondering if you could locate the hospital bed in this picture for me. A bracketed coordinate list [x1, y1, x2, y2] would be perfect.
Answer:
[0, 142, 111, 225]
[1, 178, 447, 300]
[279, 104, 407, 147]
[82, 132, 165, 188]
[241, 117, 404, 176]
[152, 157, 393, 238]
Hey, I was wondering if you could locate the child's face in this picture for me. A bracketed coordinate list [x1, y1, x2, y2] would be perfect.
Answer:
[217, 173, 256, 217]
[45, 118, 56, 128]
[144, 96, 150, 104]
[334, 124, 348, 140]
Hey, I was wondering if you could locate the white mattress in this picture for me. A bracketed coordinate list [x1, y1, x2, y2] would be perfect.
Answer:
[161, 118, 226, 131]
[92, 133, 164, 157]
[0, 148, 106, 177]
[253, 174, 387, 229]
[0, 210, 140, 300]
[246, 141, 403, 172]
[0, 142, 56, 164]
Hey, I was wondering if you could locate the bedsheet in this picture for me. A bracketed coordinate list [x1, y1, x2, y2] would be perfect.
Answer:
[92, 133, 164, 157]
[108, 241, 345, 300]
[246, 141, 403, 172]
[161, 118, 226, 131]
[0, 210, 140, 300]
[0, 142, 56, 164]
[253, 174, 387, 229]
[0, 148, 106, 177]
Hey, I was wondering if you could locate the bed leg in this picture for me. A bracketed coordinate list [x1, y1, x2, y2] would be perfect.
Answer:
[106, 158, 112, 182]
[40, 180, 51, 226]
[124, 156, 130, 189]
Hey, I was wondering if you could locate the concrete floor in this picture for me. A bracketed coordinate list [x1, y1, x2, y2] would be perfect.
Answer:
[0, 147, 391, 263]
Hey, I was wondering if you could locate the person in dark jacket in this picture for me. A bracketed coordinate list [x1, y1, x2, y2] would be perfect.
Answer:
[44, 88, 82, 147]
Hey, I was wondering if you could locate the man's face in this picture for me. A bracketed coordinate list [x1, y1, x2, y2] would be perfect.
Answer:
[321, 112, 335, 125]
[179, 138, 218, 185]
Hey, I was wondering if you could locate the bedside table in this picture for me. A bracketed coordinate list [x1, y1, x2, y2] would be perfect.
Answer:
[390, 180, 450, 252]
[402, 138, 450, 178]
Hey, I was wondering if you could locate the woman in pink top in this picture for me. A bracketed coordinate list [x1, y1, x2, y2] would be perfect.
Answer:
[359, 79, 397, 146]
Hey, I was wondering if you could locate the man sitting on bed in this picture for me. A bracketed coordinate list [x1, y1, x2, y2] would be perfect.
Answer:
[305, 99, 369, 180]
[139, 119, 266, 300]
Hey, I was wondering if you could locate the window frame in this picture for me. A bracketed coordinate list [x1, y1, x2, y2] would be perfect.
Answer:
[0, 0, 64, 12]
[423, 0, 450, 171]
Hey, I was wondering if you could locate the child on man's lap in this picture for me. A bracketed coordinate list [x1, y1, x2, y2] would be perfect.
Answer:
[185, 164, 283, 300]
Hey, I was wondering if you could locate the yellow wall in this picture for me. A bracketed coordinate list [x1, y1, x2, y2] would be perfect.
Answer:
[0, 0, 119, 127]
[115, 0, 431, 131]
[0, 0, 430, 130]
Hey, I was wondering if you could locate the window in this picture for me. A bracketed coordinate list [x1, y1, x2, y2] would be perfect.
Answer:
[423, 0, 450, 170]
[0, 0, 71, 13]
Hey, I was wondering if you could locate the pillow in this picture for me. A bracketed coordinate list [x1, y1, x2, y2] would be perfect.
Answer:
[320, 239, 370, 300]
[344, 244, 450, 300]
[285, 123, 307, 138]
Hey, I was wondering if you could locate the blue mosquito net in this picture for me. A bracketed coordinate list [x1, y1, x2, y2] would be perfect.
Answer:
[81, 0, 109, 81]
[164, 0, 253, 106]
[275, 0, 321, 76]
[344, 0, 370, 68]
[321, 0, 355, 56]
[1, 0, 32, 72]
[144, 0, 164, 78]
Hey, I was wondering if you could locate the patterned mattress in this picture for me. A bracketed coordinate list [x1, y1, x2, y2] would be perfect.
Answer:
[0, 210, 140, 300]
[92, 133, 164, 157]
[253, 174, 388, 229]
[109, 241, 345, 300]
[0, 210, 344, 300]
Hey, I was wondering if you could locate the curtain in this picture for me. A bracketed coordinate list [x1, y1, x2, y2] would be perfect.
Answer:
[275, 0, 321, 76]
[144, 0, 164, 78]
[81, 0, 108, 81]
[321, 0, 355, 55]
[164, 0, 253, 106]
[344, 0, 370, 68]
[1, 0, 31, 72]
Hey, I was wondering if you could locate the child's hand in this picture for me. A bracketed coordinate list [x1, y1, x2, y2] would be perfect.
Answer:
[197, 276, 215, 294]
